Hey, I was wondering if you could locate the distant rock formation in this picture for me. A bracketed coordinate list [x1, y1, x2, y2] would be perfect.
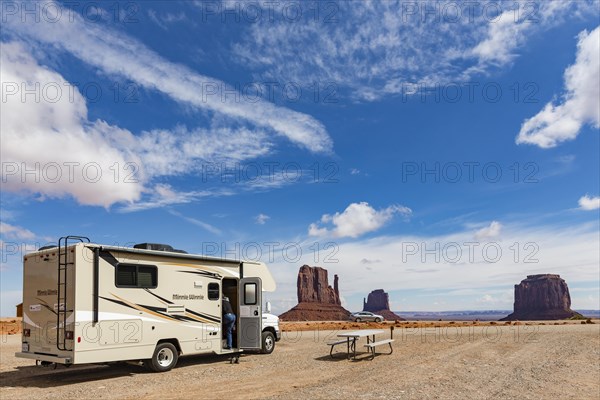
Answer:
[279, 265, 350, 321]
[297, 265, 341, 305]
[501, 274, 581, 321]
[363, 289, 404, 321]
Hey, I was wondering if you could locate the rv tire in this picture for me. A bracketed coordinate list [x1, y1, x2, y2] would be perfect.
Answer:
[261, 331, 275, 354]
[145, 342, 179, 372]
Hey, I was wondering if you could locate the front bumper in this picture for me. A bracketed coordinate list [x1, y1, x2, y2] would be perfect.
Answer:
[15, 352, 72, 364]
[275, 328, 281, 341]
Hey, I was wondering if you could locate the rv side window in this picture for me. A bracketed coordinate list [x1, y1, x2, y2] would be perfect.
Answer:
[207, 283, 219, 300]
[244, 283, 257, 305]
[116, 264, 157, 288]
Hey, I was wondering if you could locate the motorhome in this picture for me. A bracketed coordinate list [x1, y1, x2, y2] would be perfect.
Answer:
[16, 236, 280, 372]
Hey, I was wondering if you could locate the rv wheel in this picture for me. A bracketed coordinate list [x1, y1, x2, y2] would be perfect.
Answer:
[261, 331, 275, 354]
[145, 342, 179, 372]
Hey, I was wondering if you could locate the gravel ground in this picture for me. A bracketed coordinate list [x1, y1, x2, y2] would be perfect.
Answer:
[1, 324, 599, 399]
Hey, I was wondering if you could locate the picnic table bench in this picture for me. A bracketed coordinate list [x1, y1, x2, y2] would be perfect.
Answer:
[327, 339, 354, 357]
[364, 338, 394, 359]
[329, 329, 394, 360]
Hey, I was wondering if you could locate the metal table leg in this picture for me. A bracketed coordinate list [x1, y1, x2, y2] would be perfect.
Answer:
[346, 337, 350, 359]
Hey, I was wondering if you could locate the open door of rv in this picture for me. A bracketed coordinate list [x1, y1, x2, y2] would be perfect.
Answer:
[238, 277, 262, 350]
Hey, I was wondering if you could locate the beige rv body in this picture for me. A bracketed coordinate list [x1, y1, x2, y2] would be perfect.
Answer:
[16, 243, 275, 366]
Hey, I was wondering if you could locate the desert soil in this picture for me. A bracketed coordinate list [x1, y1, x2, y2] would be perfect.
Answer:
[1, 321, 599, 399]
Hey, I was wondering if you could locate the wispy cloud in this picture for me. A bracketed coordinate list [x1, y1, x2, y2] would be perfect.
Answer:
[147, 9, 187, 30]
[0, 222, 36, 241]
[1, 41, 272, 208]
[118, 184, 233, 213]
[517, 26, 600, 148]
[167, 209, 222, 235]
[232, 1, 598, 101]
[4, 1, 332, 153]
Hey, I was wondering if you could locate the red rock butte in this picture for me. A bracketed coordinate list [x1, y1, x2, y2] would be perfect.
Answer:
[279, 265, 350, 321]
[363, 289, 404, 321]
[501, 274, 581, 321]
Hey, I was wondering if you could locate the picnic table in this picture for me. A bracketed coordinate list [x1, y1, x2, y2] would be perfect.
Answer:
[330, 329, 392, 360]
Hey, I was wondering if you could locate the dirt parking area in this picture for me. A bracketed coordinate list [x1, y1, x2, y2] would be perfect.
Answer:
[1, 323, 599, 399]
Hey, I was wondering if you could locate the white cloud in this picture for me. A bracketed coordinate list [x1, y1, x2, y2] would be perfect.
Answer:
[232, 1, 598, 101]
[308, 202, 412, 238]
[4, 2, 332, 153]
[517, 26, 600, 148]
[0, 40, 297, 208]
[474, 221, 503, 241]
[0, 222, 36, 240]
[579, 195, 600, 211]
[0, 41, 144, 207]
[470, 2, 583, 67]
[255, 214, 270, 225]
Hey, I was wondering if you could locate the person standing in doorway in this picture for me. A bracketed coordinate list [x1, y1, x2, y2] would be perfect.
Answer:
[222, 296, 236, 349]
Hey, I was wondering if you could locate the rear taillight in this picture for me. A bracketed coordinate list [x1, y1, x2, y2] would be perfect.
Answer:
[23, 329, 31, 337]
[65, 331, 74, 340]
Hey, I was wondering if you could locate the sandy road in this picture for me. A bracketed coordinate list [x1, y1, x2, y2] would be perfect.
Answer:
[1, 324, 599, 399]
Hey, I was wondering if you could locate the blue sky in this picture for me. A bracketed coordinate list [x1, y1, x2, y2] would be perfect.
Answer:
[1, 1, 599, 316]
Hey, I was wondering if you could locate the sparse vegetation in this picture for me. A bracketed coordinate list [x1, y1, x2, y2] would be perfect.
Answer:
[569, 313, 587, 320]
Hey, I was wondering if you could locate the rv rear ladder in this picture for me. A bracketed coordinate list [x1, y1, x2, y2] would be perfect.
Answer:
[56, 236, 89, 351]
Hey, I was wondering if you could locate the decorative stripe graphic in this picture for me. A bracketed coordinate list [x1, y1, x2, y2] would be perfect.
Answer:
[143, 288, 174, 305]
[177, 270, 222, 279]
[99, 295, 220, 325]
[35, 298, 58, 315]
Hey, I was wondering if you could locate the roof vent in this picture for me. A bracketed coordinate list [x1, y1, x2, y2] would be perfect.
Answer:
[133, 243, 187, 254]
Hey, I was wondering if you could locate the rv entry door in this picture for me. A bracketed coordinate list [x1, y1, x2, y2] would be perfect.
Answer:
[238, 277, 262, 350]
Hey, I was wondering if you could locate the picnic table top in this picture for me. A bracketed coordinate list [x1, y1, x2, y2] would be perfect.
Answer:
[337, 329, 386, 338]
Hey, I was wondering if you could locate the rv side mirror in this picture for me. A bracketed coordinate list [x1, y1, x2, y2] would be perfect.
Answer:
[265, 301, 271, 314]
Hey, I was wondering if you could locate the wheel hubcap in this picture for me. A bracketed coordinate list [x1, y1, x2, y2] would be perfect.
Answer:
[265, 336, 274, 351]
[157, 348, 174, 367]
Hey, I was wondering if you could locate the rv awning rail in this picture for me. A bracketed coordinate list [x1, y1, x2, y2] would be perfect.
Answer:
[83, 244, 262, 266]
